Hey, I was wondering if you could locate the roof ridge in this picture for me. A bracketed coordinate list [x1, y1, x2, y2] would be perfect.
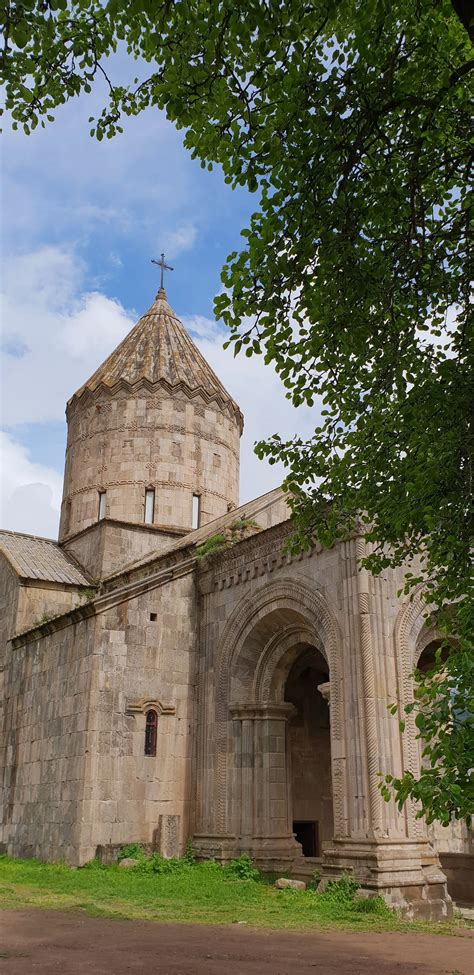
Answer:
[0, 527, 57, 544]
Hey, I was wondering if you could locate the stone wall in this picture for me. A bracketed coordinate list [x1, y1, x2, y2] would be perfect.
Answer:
[0, 553, 88, 661]
[0, 614, 98, 862]
[1, 563, 197, 865]
[59, 385, 241, 541]
[64, 518, 186, 580]
[79, 567, 197, 862]
[0, 556, 20, 669]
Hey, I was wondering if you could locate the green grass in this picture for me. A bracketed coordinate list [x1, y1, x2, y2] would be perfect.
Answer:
[0, 854, 467, 935]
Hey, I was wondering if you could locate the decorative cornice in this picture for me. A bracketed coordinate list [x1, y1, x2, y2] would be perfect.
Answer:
[62, 516, 188, 547]
[67, 376, 244, 432]
[198, 520, 318, 594]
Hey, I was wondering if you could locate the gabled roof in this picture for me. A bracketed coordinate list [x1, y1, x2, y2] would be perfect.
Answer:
[0, 529, 91, 586]
[70, 288, 243, 426]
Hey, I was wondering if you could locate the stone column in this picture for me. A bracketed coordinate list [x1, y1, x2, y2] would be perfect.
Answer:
[319, 535, 452, 920]
[229, 702, 300, 871]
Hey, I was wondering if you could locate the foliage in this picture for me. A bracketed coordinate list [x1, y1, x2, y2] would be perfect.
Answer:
[136, 854, 187, 875]
[352, 896, 393, 916]
[117, 843, 144, 862]
[194, 533, 228, 562]
[183, 839, 196, 865]
[3, 0, 473, 823]
[39, 612, 55, 624]
[80, 587, 97, 603]
[195, 520, 260, 561]
[320, 874, 360, 905]
[381, 635, 474, 824]
[223, 854, 260, 881]
[229, 518, 260, 533]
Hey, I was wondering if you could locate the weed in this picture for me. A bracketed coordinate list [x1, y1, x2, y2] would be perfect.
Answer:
[184, 839, 196, 865]
[351, 896, 392, 916]
[223, 855, 260, 881]
[321, 873, 359, 904]
[195, 534, 227, 561]
[39, 612, 55, 624]
[117, 843, 145, 862]
[229, 518, 259, 532]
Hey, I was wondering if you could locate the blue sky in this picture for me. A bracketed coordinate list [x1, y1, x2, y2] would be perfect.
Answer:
[1, 76, 318, 538]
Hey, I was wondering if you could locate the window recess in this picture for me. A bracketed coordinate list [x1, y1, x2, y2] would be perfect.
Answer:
[98, 491, 106, 521]
[192, 493, 201, 530]
[144, 488, 155, 524]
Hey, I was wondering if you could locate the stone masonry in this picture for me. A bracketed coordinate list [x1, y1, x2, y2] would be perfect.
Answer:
[0, 283, 471, 919]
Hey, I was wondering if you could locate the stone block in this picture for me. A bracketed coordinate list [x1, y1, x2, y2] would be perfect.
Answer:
[275, 878, 306, 891]
[157, 814, 180, 859]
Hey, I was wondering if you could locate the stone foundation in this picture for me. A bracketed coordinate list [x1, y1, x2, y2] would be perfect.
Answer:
[318, 839, 453, 920]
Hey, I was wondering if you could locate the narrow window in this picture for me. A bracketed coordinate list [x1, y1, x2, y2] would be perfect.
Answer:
[98, 490, 106, 521]
[192, 493, 201, 530]
[144, 710, 158, 757]
[144, 488, 155, 524]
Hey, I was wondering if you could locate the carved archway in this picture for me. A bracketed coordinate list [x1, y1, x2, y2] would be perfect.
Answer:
[213, 578, 346, 838]
[393, 588, 441, 837]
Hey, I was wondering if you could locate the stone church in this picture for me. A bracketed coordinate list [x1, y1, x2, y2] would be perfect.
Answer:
[1, 283, 471, 918]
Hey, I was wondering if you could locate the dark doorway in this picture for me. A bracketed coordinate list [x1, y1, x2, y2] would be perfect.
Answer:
[285, 645, 333, 853]
[293, 820, 319, 857]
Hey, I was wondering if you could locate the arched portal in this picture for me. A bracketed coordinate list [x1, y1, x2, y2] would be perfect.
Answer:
[195, 579, 345, 868]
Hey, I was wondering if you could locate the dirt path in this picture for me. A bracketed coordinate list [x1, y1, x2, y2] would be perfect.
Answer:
[0, 909, 472, 974]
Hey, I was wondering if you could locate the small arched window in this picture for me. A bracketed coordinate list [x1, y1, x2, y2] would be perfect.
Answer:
[144, 709, 158, 756]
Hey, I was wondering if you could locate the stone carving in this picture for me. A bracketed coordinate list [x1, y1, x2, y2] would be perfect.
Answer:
[125, 698, 176, 716]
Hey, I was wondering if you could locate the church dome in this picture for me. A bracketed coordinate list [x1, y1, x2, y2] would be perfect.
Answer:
[71, 288, 243, 426]
[59, 286, 243, 545]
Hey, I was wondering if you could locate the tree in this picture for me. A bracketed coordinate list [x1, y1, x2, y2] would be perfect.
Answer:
[2, 0, 473, 823]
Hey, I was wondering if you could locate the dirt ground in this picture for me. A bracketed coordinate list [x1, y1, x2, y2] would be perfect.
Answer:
[0, 910, 472, 975]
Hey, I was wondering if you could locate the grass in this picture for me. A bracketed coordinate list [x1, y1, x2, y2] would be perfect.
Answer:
[0, 854, 468, 935]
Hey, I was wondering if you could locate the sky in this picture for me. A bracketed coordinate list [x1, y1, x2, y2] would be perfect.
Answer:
[0, 70, 319, 539]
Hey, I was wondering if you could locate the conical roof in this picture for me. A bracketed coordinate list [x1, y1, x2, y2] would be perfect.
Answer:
[70, 288, 243, 426]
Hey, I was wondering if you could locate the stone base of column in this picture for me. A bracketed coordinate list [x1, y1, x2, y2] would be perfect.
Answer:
[192, 833, 301, 872]
[318, 837, 453, 920]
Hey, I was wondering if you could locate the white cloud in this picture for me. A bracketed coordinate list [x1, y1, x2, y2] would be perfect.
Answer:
[1, 248, 320, 535]
[185, 317, 320, 502]
[1, 246, 135, 425]
[2, 74, 198, 253]
[0, 432, 62, 538]
[160, 224, 198, 258]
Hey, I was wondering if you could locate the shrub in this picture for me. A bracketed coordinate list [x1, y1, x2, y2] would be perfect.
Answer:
[321, 873, 359, 903]
[183, 839, 196, 865]
[195, 534, 227, 561]
[117, 843, 145, 862]
[224, 854, 260, 881]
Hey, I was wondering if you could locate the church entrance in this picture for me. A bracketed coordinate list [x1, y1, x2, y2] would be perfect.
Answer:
[284, 645, 333, 858]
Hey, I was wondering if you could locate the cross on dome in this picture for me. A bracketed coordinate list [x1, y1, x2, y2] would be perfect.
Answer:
[151, 253, 174, 291]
